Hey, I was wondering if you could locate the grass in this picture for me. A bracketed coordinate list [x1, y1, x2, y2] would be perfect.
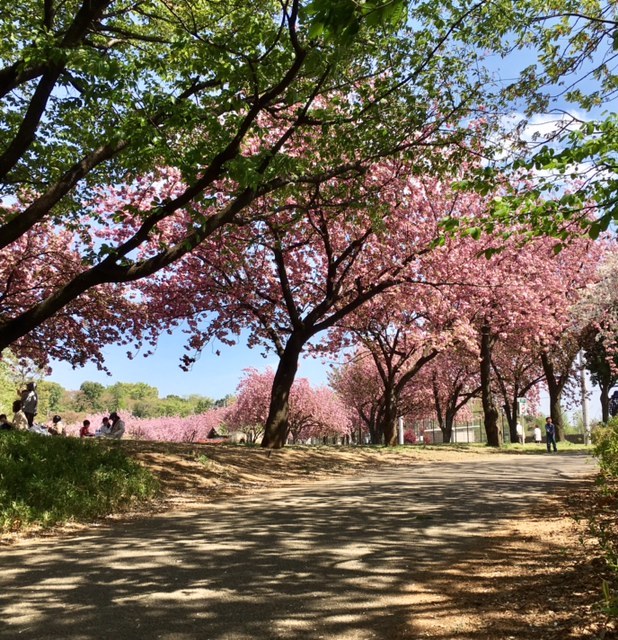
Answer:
[0, 431, 158, 533]
[387, 441, 592, 454]
[501, 440, 592, 453]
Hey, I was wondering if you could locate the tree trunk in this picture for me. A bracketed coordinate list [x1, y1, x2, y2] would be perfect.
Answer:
[261, 336, 304, 449]
[480, 322, 501, 447]
[372, 404, 386, 444]
[541, 352, 568, 442]
[432, 372, 450, 442]
[377, 389, 398, 446]
[369, 405, 381, 444]
[548, 394, 565, 440]
[600, 382, 611, 423]
[369, 421, 381, 444]
[443, 406, 456, 444]
[505, 399, 520, 444]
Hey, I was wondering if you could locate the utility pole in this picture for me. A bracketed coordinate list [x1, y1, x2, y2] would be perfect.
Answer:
[579, 351, 590, 444]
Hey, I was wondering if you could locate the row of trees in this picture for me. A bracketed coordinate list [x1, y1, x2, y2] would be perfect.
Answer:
[1, 1, 617, 447]
[52, 362, 599, 446]
[55, 368, 351, 444]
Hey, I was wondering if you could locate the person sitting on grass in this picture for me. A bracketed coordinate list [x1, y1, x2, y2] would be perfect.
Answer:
[96, 416, 111, 437]
[108, 412, 125, 439]
[48, 415, 66, 436]
[0, 414, 12, 430]
[79, 419, 94, 438]
[12, 400, 28, 430]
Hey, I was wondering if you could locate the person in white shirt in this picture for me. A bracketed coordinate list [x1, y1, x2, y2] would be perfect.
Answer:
[516, 422, 525, 445]
[96, 416, 111, 437]
[533, 425, 542, 445]
[21, 382, 38, 427]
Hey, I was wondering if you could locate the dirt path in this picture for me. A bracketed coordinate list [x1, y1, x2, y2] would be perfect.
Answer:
[0, 452, 606, 640]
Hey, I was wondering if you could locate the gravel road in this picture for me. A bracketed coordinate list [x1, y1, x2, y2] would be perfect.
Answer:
[0, 453, 596, 640]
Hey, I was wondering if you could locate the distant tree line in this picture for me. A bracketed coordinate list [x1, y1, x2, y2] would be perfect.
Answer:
[0, 357, 230, 422]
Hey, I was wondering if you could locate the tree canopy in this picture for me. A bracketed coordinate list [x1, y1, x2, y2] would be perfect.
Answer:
[3, 1, 617, 448]
[1, 0, 537, 366]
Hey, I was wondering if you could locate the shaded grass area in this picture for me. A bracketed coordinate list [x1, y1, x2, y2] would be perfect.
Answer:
[0, 431, 158, 533]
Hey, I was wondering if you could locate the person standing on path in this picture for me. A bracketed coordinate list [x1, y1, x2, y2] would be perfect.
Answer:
[545, 417, 558, 453]
[21, 382, 38, 427]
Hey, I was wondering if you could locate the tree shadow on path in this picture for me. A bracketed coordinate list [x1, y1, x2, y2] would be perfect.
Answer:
[0, 454, 598, 640]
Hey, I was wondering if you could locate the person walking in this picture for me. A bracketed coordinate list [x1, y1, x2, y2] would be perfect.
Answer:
[21, 382, 38, 427]
[545, 416, 558, 453]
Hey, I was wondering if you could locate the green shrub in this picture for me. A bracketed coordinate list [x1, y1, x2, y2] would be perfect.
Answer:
[0, 431, 158, 532]
[589, 418, 618, 608]
[593, 417, 618, 479]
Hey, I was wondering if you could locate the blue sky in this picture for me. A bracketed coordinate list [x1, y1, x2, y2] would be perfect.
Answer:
[46, 327, 603, 422]
[48, 332, 333, 400]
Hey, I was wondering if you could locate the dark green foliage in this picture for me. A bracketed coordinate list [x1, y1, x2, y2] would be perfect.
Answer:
[583, 331, 618, 414]
[589, 419, 618, 610]
[0, 431, 158, 532]
[594, 418, 618, 480]
[76, 381, 106, 412]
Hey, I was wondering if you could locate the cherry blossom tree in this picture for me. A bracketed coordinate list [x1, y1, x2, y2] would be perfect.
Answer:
[334, 286, 459, 445]
[330, 345, 440, 445]
[534, 240, 608, 440]
[0, 220, 148, 369]
[1, 0, 515, 359]
[425, 213, 605, 445]
[286, 380, 352, 444]
[426, 349, 480, 444]
[329, 351, 383, 444]
[226, 368, 351, 444]
[539, 339, 582, 439]
[582, 328, 618, 423]
[139, 162, 461, 448]
[490, 333, 545, 442]
[224, 368, 272, 442]
[575, 250, 618, 421]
